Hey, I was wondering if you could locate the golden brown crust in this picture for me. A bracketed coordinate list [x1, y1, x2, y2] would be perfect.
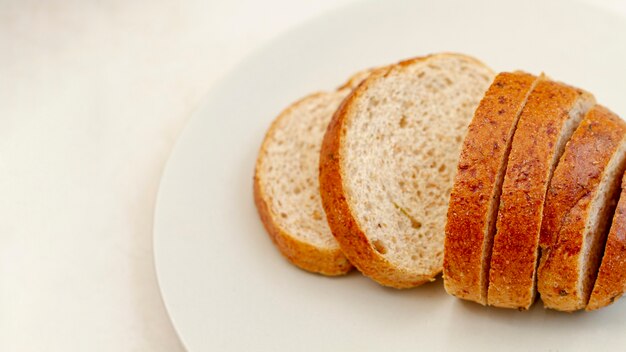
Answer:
[320, 54, 492, 288]
[538, 107, 626, 253]
[253, 91, 353, 276]
[588, 174, 626, 310]
[487, 80, 592, 309]
[535, 105, 626, 311]
[443, 72, 540, 304]
[253, 172, 351, 275]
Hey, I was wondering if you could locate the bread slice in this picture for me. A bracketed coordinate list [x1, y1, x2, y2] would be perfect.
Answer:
[587, 173, 626, 311]
[443, 72, 542, 304]
[253, 71, 370, 275]
[536, 105, 626, 311]
[319, 53, 494, 288]
[487, 80, 595, 309]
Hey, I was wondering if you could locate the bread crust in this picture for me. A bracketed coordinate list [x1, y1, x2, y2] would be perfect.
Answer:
[254, 172, 352, 275]
[443, 72, 540, 304]
[254, 92, 353, 276]
[336, 68, 376, 91]
[487, 80, 593, 309]
[535, 105, 626, 311]
[320, 53, 493, 288]
[588, 174, 626, 311]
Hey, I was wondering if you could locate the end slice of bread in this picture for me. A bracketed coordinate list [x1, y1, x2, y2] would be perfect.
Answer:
[319, 53, 494, 288]
[443, 72, 542, 304]
[487, 80, 595, 309]
[253, 72, 370, 275]
[587, 173, 626, 311]
[536, 105, 626, 311]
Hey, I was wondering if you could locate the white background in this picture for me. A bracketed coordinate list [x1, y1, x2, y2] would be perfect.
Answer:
[2, 0, 625, 351]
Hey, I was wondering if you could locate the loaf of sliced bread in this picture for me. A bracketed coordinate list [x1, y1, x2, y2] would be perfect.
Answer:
[537, 105, 626, 311]
[443, 72, 542, 304]
[253, 71, 370, 275]
[587, 173, 626, 311]
[319, 54, 494, 288]
[487, 80, 595, 309]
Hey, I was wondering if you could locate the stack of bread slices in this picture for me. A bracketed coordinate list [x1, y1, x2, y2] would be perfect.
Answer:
[254, 53, 626, 312]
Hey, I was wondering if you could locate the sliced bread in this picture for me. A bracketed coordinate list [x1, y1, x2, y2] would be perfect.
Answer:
[319, 53, 494, 288]
[443, 72, 542, 304]
[487, 80, 595, 309]
[587, 173, 626, 311]
[253, 71, 370, 275]
[537, 105, 626, 311]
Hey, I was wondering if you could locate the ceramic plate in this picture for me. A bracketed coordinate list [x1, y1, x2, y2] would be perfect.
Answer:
[154, 0, 626, 350]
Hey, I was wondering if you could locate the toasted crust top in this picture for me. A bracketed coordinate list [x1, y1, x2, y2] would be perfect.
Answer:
[487, 80, 592, 309]
[540, 106, 626, 251]
[443, 72, 539, 304]
[538, 105, 626, 311]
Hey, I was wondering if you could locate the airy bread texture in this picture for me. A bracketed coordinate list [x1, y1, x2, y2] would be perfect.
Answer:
[537, 105, 626, 311]
[588, 174, 626, 311]
[487, 80, 595, 309]
[254, 72, 370, 276]
[443, 72, 541, 304]
[320, 53, 494, 288]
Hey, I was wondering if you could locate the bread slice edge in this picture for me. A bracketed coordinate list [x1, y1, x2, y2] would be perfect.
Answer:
[320, 53, 494, 288]
[537, 105, 626, 311]
[487, 81, 595, 309]
[443, 72, 542, 304]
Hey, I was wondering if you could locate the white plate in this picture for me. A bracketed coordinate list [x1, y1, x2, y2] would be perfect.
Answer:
[154, 0, 626, 350]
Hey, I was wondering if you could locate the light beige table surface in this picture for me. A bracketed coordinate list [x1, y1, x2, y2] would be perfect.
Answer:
[0, 0, 355, 350]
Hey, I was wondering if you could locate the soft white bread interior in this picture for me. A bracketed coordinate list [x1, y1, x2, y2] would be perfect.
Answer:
[320, 53, 494, 288]
[254, 72, 370, 275]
